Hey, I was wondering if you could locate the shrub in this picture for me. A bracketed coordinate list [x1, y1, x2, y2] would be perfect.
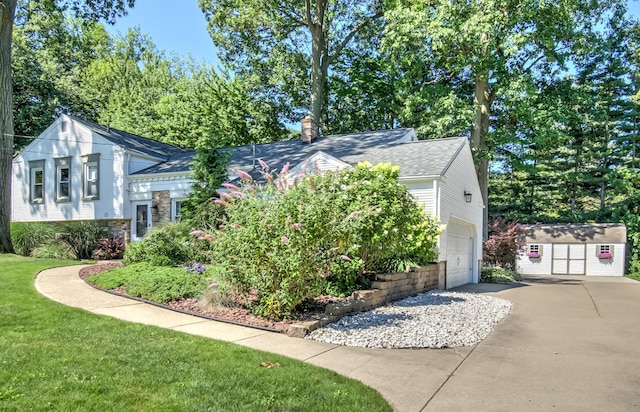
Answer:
[483, 217, 525, 268]
[122, 222, 194, 266]
[92, 235, 126, 260]
[481, 267, 522, 283]
[59, 221, 106, 259]
[31, 241, 77, 260]
[209, 161, 442, 319]
[10, 222, 55, 256]
[86, 262, 209, 302]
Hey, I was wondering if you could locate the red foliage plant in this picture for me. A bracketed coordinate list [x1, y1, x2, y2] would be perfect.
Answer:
[483, 217, 525, 268]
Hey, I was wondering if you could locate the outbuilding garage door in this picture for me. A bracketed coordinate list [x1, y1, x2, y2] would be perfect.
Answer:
[552, 244, 586, 275]
[446, 222, 474, 288]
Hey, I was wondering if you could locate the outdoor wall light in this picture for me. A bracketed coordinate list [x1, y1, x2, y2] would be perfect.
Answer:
[464, 191, 472, 203]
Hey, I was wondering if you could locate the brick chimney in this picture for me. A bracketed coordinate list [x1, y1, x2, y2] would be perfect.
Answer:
[301, 115, 318, 143]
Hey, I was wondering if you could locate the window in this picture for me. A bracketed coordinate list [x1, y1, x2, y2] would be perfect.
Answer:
[29, 160, 45, 203]
[82, 154, 100, 200]
[172, 199, 184, 222]
[527, 244, 542, 258]
[597, 245, 613, 259]
[55, 157, 71, 202]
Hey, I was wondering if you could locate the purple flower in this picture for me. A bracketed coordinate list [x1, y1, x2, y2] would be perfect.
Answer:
[341, 255, 352, 261]
[214, 199, 229, 206]
[258, 158, 269, 170]
[281, 236, 289, 243]
[219, 191, 233, 199]
[280, 162, 290, 175]
[291, 223, 302, 229]
[232, 191, 244, 198]
[598, 252, 612, 259]
[204, 234, 215, 240]
[221, 182, 239, 190]
[234, 169, 253, 180]
[198, 236, 205, 240]
[208, 283, 218, 289]
[190, 230, 204, 236]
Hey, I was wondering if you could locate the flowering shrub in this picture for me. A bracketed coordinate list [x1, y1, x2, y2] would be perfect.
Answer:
[598, 252, 612, 259]
[527, 252, 541, 259]
[207, 161, 441, 319]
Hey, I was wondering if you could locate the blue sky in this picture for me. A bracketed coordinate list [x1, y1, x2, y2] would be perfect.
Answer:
[107, 0, 219, 66]
[108, 0, 640, 68]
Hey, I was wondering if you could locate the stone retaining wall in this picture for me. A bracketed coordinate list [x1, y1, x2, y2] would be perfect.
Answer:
[287, 264, 441, 337]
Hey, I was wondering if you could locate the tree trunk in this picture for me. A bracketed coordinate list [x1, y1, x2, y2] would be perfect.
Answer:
[0, 0, 17, 253]
[471, 76, 490, 240]
[307, 0, 329, 134]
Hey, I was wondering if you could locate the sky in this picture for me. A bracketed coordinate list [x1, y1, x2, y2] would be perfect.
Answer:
[108, 0, 640, 68]
[107, 0, 220, 66]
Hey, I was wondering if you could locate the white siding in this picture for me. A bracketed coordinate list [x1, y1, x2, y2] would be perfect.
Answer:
[437, 141, 483, 283]
[585, 243, 626, 276]
[517, 242, 625, 276]
[404, 180, 436, 215]
[12, 116, 128, 222]
[516, 243, 553, 275]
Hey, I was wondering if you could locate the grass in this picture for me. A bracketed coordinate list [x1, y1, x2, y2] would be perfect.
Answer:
[0, 254, 391, 411]
[626, 272, 640, 282]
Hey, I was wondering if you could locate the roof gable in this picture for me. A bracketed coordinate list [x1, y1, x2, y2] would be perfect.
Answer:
[65, 115, 191, 161]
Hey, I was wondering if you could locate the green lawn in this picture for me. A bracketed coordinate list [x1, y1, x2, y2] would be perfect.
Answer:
[0, 255, 391, 411]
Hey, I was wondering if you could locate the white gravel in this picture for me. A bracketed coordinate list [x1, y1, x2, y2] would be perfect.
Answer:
[306, 290, 512, 348]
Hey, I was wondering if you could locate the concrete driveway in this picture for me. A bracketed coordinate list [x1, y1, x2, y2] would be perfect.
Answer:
[36, 267, 640, 411]
[437, 275, 640, 411]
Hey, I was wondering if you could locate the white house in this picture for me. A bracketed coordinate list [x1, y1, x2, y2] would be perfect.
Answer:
[12, 115, 484, 288]
[11, 115, 194, 241]
[516, 224, 627, 276]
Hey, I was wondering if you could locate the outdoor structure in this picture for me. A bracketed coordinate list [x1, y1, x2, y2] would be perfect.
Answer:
[516, 223, 627, 276]
[12, 114, 484, 288]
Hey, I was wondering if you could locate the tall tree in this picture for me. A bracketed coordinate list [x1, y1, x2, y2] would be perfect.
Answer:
[0, 0, 134, 253]
[384, 0, 621, 238]
[198, 0, 384, 133]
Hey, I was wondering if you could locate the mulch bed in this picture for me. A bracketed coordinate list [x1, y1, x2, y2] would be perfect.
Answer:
[79, 262, 337, 333]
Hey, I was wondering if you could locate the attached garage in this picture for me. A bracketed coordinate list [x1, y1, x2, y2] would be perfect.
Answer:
[517, 224, 627, 277]
[446, 220, 476, 288]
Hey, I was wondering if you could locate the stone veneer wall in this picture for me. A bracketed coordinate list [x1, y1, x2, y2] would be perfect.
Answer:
[104, 219, 130, 243]
[287, 264, 442, 337]
[151, 190, 171, 226]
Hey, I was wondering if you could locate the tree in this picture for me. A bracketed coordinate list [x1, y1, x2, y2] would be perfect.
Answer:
[0, 0, 134, 253]
[12, 1, 111, 149]
[384, 0, 623, 238]
[198, 0, 384, 133]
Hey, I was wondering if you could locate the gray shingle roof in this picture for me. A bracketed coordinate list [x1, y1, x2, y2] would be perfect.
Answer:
[68, 116, 194, 174]
[227, 130, 466, 181]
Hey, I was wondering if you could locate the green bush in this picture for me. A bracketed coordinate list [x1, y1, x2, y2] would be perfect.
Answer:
[86, 262, 209, 302]
[480, 266, 522, 283]
[209, 161, 442, 319]
[59, 221, 106, 259]
[10, 222, 55, 256]
[122, 222, 194, 266]
[31, 241, 77, 260]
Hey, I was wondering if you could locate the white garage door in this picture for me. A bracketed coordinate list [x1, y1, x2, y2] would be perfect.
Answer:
[446, 222, 474, 288]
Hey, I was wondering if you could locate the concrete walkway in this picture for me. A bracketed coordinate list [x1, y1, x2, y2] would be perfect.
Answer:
[35, 266, 640, 411]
